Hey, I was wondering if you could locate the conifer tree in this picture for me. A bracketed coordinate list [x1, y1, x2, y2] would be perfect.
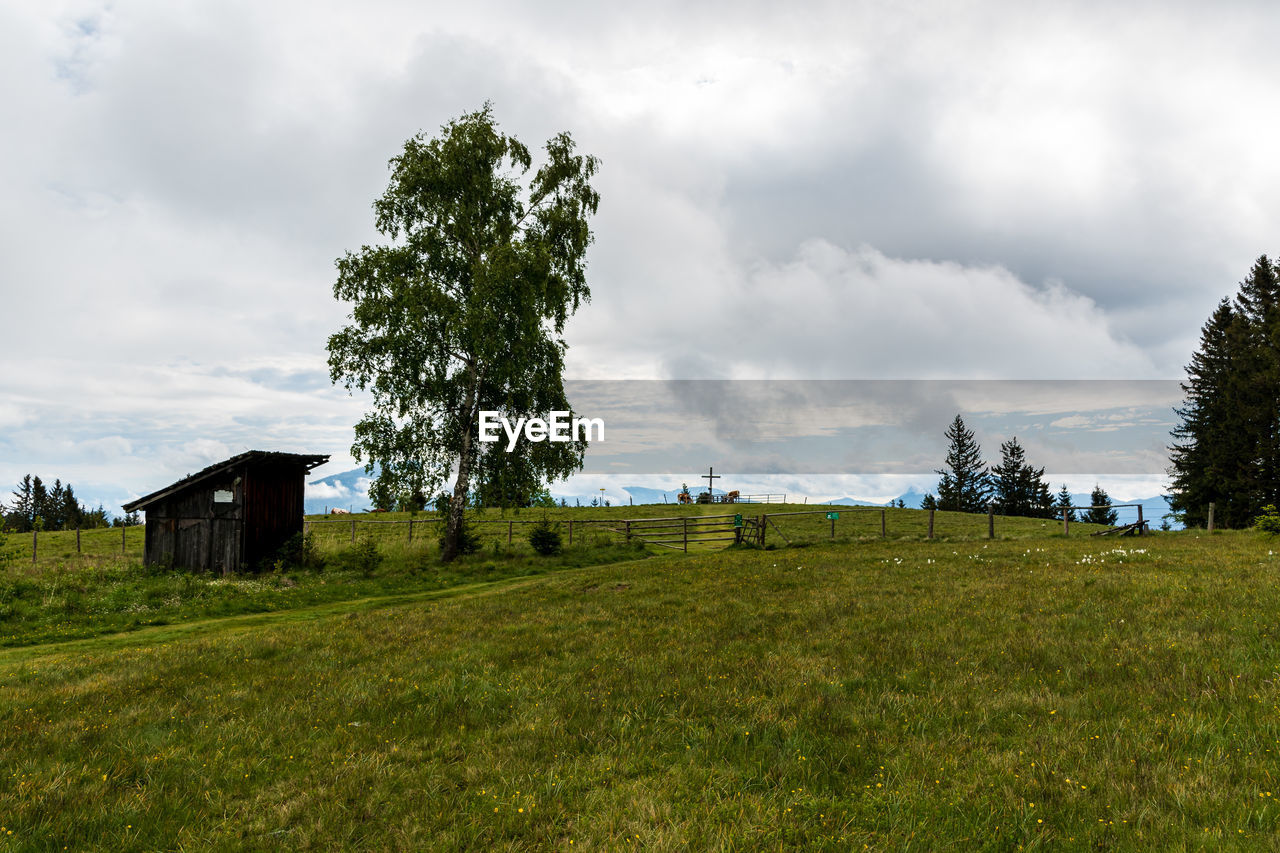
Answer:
[991, 436, 1053, 518]
[30, 476, 47, 530]
[935, 415, 991, 513]
[60, 483, 82, 530]
[7, 475, 34, 532]
[1232, 256, 1280, 511]
[48, 480, 65, 529]
[1084, 484, 1118, 526]
[1055, 485, 1076, 522]
[1170, 255, 1280, 528]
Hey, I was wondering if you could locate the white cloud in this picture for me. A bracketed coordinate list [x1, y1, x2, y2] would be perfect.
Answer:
[6, 0, 1276, 500]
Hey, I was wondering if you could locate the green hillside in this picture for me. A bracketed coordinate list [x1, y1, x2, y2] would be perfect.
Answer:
[0, 506, 1106, 647]
[3, 529, 1278, 849]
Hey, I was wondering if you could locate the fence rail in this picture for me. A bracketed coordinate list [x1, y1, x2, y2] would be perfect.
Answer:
[15, 523, 141, 564]
[4, 501, 1198, 570]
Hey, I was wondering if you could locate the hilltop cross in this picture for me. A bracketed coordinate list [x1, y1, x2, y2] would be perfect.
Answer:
[703, 466, 720, 496]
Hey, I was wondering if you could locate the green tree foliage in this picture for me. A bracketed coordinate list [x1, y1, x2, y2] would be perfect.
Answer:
[31, 477, 47, 529]
[527, 518, 563, 556]
[920, 494, 938, 511]
[935, 415, 991, 513]
[4, 475, 103, 532]
[990, 437, 1053, 518]
[1084, 485, 1118, 527]
[1254, 505, 1280, 535]
[5, 475, 33, 532]
[328, 104, 600, 561]
[474, 436, 560, 509]
[1170, 256, 1280, 528]
[1055, 485, 1076, 522]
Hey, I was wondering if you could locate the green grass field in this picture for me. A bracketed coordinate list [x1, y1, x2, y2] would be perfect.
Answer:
[0, 506, 1101, 648]
[3, 520, 1278, 849]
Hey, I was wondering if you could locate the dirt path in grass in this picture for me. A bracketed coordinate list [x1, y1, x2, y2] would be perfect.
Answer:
[0, 573, 556, 666]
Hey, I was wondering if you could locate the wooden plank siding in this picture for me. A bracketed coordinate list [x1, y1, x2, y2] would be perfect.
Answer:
[123, 451, 327, 573]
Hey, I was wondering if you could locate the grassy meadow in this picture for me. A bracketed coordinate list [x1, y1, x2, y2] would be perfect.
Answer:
[0, 505, 1093, 648]
[3, 519, 1279, 849]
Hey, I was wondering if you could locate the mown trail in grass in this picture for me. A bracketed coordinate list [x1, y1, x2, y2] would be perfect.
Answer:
[0, 572, 553, 665]
[3, 531, 1279, 850]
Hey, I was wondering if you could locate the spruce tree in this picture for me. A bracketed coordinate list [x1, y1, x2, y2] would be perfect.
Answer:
[1084, 485, 1118, 526]
[935, 415, 991, 512]
[60, 483, 82, 530]
[8, 475, 34, 533]
[991, 436, 1053, 518]
[1055, 485, 1076, 522]
[48, 480, 65, 530]
[30, 476, 47, 530]
[1170, 255, 1280, 528]
[1233, 255, 1280, 512]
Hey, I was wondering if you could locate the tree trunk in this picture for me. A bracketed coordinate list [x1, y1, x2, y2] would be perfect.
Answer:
[441, 367, 481, 562]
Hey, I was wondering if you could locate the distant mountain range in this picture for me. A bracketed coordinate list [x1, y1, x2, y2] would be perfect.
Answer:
[306, 469, 1177, 527]
[304, 466, 375, 515]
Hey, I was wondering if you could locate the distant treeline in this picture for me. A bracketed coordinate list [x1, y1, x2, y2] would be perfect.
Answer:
[922, 415, 1120, 526]
[2, 475, 120, 532]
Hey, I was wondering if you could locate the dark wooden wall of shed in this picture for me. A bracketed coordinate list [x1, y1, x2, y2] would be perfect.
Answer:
[142, 475, 242, 573]
[242, 461, 306, 569]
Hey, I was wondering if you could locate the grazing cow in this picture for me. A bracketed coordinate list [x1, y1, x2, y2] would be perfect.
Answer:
[330, 508, 350, 515]
[725, 490, 740, 503]
[677, 492, 693, 505]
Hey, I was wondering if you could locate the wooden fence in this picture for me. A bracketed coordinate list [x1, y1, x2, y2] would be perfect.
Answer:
[22, 523, 140, 564]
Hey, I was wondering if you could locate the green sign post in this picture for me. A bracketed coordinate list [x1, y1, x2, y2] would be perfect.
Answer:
[733, 514, 743, 528]
[826, 511, 838, 539]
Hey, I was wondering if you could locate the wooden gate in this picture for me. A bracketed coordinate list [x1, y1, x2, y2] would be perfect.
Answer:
[603, 513, 746, 552]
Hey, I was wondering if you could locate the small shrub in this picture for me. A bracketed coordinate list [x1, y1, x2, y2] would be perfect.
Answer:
[273, 532, 324, 571]
[335, 536, 383, 576]
[1254, 504, 1280, 535]
[528, 519, 563, 556]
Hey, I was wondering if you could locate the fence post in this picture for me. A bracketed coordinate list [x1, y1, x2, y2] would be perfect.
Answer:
[122, 524, 127, 553]
[830, 515, 835, 539]
[625, 519, 631, 544]
[1062, 508, 1069, 536]
[507, 521, 513, 545]
[1137, 504, 1144, 535]
[881, 509, 886, 538]
[351, 519, 356, 543]
[683, 517, 688, 553]
[408, 520, 414, 542]
[1207, 502, 1215, 533]
[761, 514, 767, 548]
[928, 509, 934, 540]
[988, 503, 995, 539]
[568, 519, 573, 545]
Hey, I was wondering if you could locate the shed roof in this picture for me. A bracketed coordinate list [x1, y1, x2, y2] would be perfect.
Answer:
[122, 450, 329, 512]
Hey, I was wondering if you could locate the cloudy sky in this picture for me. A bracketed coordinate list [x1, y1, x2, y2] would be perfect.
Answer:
[3, 0, 1278, 511]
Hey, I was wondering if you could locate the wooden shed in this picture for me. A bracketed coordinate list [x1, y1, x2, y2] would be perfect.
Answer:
[122, 450, 329, 573]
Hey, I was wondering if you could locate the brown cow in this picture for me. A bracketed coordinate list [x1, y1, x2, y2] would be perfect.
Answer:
[725, 490, 740, 503]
